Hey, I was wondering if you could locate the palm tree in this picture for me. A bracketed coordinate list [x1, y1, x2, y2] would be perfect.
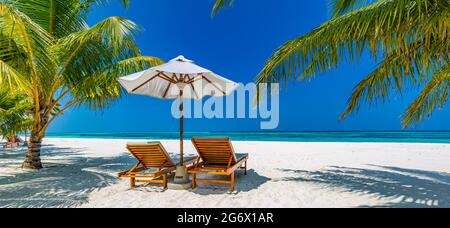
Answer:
[0, 0, 163, 169]
[0, 87, 32, 147]
[214, 0, 450, 128]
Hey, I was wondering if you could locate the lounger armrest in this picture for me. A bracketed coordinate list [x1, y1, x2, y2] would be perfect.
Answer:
[118, 170, 128, 178]
[119, 167, 177, 178]
[182, 156, 198, 167]
[118, 166, 147, 177]
[188, 168, 228, 175]
[226, 156, 248, 175]
[236, 154, 249, 162]
[188, 156, 248, 175]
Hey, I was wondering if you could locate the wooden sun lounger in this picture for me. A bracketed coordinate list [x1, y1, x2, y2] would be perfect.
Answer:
[118, 142, 197, 190]
[189, 138, 249, 192]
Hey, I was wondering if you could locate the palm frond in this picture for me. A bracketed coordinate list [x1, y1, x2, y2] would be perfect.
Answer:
[402, 65, 450, 127]
[330, 0, 373, 18]
[340, 38, 449, 119]
[258, 0, 449, 84]
[256, 0, 450, 127]
[13, 0, 132, 38]
[0, 59, 30, 89]
[56, 16, 141, 63]
[212, 0, 234, 16]
[0, 3, 53, 98]
[70, 56, 163, 110]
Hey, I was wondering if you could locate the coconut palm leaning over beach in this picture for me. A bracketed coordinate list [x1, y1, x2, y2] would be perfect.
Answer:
[0, 0, 163, 169]
[214, 0, 450, 128]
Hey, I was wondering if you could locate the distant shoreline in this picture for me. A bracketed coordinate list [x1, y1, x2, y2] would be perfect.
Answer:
[36, 131, 450, 144]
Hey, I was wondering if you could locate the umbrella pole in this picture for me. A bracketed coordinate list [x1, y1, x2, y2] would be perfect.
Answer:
[172, 89, 189, 187]
[179, 90, 184, 166]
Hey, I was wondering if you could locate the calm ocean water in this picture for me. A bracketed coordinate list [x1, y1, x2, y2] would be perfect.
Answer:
[44, 132, 450, 144]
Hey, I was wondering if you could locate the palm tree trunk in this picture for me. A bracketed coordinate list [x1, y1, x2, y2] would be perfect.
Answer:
[22, 132, 43, 169]
[9, 130, 15, 144]
[22, 111, 48, 170]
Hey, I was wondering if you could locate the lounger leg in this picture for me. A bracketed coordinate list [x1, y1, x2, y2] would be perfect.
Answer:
[230, 172, 235, 192]
[192, 173, 197, 189]
[130, 176, 136, 190]
[163, 174, 168, 190]
[245, 160, 247, 175]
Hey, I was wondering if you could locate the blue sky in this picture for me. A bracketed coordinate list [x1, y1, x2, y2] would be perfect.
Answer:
[48, 0, 450, 133]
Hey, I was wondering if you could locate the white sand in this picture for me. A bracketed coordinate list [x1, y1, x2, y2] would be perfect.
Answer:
[1, 138, 450, 208]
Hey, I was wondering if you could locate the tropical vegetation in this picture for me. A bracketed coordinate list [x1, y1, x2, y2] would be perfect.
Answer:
[0, 86, 32, 146]
[214, 0, 450, 128]
[0, 0, 163, 169]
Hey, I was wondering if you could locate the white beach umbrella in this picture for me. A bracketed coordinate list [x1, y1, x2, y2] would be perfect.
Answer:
[118, 55, 239, 169]
[119, 55, 238, 100]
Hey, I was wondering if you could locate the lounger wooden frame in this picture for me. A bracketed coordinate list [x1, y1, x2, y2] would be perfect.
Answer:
[189, 138, 248, 192]
[118, 142, 196, 190]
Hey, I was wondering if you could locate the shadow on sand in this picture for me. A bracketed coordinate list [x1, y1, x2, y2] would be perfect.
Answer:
[277, 165, 450, 208]
[0, 145, 135, 208]
[189, 169, 271, 195]
[0, 145, 271, 207]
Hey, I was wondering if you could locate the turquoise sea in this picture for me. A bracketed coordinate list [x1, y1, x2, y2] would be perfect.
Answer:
[44, 132, 450, 144]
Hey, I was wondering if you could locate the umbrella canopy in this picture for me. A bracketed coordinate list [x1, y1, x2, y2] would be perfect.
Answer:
[118, 55, 238, 100]
[118, 55, 239, 167]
